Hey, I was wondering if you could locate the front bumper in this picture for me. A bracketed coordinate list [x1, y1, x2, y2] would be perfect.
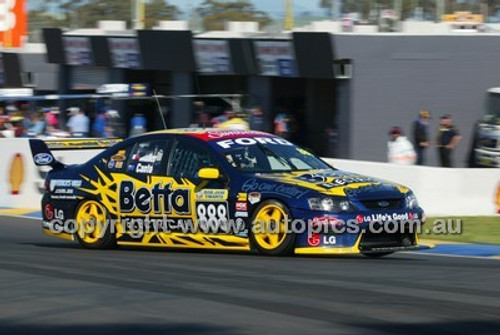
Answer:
[475, 148, 500, 167]
[291, 207, 428, 255]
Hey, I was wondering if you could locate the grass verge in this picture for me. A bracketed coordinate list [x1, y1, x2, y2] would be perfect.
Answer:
[419, 216, 500, 245]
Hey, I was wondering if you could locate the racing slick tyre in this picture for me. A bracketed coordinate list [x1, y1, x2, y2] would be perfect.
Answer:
[74, 200, 116, 249]
[249, 200, 295, 256]
[362, 252, 394, 258]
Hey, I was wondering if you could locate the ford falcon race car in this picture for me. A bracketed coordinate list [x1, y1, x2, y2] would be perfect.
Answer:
[30, 129, 428, 257]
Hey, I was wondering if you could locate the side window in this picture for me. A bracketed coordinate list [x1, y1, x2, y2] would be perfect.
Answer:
[127, 140, 169, 176]
[167, 139, 218, 181]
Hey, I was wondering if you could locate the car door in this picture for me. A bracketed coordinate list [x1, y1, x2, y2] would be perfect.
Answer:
[166, 137, 233, 234]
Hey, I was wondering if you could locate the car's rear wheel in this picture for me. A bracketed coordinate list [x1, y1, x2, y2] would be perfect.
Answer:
[75, 200, 116, 249]
[250, 200, 295, 256]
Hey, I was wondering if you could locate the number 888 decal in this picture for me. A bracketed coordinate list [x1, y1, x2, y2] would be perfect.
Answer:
[196, 202, 229, 233]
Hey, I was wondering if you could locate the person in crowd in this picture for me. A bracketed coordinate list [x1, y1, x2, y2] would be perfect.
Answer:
[412, 110, 431, 165]
[325, 125, 339, 158]
[436, 114, 461, 167]
[387, 126, 416, 165]
[130, 112, 147, 137]
[27, 111, 46, 137]
[67, 107, 90, 138]
[248, 106, 265, 131]
[211, 108, 233, 127]
[218, 109, 249, 130]
[93, 112, 107, 137]
[274, 111, 293, 139]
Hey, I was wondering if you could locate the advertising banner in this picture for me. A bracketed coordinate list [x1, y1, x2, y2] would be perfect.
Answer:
[63, 36, 93, 66]
[108, 37, 141, 69]
[193, 39, 232, 74]
[254, 40, 297, 77]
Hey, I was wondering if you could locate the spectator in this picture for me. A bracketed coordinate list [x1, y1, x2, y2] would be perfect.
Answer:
[67, 107, 90, 138]
[412, 110, 431, 165]
[387, 126, 416, 165]
[437, 114, 461, 167]
[274, 111, 293, 139]
[130, 112, 147, 137]
[27, 112, 46, 137]
[248, 106, 265, 131]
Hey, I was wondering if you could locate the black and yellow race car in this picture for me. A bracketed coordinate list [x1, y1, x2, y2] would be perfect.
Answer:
[30, 129, 427, 257]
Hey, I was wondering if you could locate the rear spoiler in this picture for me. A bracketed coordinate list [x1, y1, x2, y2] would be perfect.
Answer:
[29, 138, 122, 170]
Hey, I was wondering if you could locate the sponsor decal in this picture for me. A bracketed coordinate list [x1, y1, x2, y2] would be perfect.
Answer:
[235, 211, 248, 218]
[54, 188, 74, 195]
[34, 153, 53, 165]
[237, 192, 247, 201]
[242, 179, 308, 198]
[323, 235, 336, 245]
[196, 189, 228, 201]
[216, 137, 293, 149]
[115, 161, 124, 169]
[357, 212, 418, 223]
[235, 201, 248, 211]
[111, 153, 126, 162]
[128, 164, 136, 171]
[49, 179, 82, 192]
[138, 150, 163, 163]
[119, 181, 190, 214]
[206, 130, 266, 139]
[44, 204, 54, 220]
[307, 233, 321, 247]
[108, 160, 115, 169]
[135, 163, 153, 174]
[248, 192, 261, 204]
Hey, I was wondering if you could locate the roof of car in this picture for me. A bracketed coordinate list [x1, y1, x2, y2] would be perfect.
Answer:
[146, 128, 274, 141]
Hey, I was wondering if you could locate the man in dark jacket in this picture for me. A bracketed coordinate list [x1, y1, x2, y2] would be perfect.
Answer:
[437, 114, 461, 167]
[412, 110, 431, 165]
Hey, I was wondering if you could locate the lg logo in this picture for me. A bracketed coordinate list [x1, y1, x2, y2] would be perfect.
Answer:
[0, 0, 18, 31]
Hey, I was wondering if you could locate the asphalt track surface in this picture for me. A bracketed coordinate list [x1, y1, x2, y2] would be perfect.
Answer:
[1, 216, 500, 335]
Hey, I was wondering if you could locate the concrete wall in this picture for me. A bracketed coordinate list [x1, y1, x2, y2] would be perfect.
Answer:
[334, 35, 500, 167]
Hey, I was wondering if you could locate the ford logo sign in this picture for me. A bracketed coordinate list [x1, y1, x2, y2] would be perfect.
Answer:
[34, 153, 53, 165]
[378, 200, 390, 208]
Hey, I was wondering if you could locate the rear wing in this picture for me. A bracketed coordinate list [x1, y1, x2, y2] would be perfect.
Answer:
[29, 138, 121, 170]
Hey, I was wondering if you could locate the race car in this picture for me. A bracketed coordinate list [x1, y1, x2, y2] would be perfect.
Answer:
[30, 129, 428, 257]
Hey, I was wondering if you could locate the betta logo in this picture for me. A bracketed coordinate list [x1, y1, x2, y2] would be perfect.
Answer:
[119, 181, 190, 214]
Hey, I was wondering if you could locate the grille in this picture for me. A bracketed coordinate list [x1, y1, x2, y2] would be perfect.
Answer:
[479, 138, 498, 149]
[360, 229, 416, 251]
[361, 198, 403, 210]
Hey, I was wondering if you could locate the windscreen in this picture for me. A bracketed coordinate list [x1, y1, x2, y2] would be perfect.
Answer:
[483, 93, 500, 125]
[215, 137, 332, 173]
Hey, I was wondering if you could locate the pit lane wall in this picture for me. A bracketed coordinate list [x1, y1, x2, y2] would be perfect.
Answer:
[0, 138, 498, 216]
[324, 158, 500, 216]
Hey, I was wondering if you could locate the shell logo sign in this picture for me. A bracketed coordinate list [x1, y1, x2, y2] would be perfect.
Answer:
[0, 0, 26, 48]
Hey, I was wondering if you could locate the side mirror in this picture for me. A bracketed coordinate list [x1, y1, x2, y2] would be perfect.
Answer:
[197, 167, 220, 180]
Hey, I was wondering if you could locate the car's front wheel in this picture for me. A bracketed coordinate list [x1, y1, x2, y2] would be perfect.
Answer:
[249, 200, 295, 256]
[75, 200, 116, 249]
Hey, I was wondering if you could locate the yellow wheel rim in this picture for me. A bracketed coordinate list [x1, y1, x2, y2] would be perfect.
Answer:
[76, 201, 107, 244]
[253, 204, 287, 250]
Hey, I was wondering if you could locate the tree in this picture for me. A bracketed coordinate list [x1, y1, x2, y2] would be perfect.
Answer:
[144, 0, 180, 28]
[319, 0, 333, 17]
[197, 0, 271, 31]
